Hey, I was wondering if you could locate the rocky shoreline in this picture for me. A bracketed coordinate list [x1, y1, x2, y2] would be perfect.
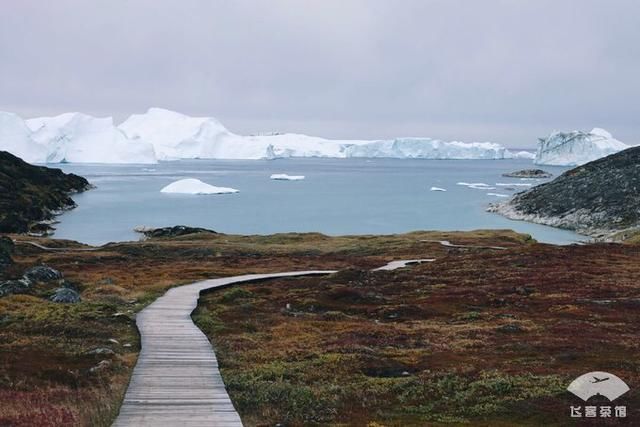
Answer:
[489, 146, 640, 241]
[134, 225, 218, 239]
[0, 151, 92, 235]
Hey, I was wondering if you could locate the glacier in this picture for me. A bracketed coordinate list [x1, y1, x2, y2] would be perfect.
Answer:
[1, 107, 547, 164]
[534, 128, 629, 166]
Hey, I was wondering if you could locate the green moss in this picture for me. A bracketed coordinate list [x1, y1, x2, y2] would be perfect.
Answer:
[220, 287, 254, 303]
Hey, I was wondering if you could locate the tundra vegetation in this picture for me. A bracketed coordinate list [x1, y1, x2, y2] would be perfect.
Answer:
[1, 229, 638, 426]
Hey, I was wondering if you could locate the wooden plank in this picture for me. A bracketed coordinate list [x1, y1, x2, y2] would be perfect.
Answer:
[113, 271, 334, 427]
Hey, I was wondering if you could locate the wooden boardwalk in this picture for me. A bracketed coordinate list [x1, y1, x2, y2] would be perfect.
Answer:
[113, 271, 335, 427]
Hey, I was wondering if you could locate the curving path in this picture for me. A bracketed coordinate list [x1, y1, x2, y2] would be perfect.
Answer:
[374, 258, 435, 271]
[113, 271, 335, 427]
[419, 239, 508, 250]
[12, 240, 101, 252]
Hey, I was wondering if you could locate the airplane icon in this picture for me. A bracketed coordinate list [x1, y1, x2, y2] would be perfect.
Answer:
[568, 371, 629, 401]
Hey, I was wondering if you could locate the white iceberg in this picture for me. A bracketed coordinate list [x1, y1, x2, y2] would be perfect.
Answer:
[119, 108, 242, 160]
[495, 183, 532, 187]
[160, 178, 239, 195]
[0, 107, 547, 164]
[510, 150, 536, 160]
[0, 112, 46, 163]
[119, 108, 363, 160]
[26, 113, 157, 164]
[270, 174, 305, 181]
[430, 186, 447, 192]
[120, 108, 518, 160]
[345, 138, 511, 159]
[534, 128, 629, 166]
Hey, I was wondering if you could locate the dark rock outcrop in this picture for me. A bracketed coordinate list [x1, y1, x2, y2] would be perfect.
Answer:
[502, 169, 552, 178]
[0, 278, 30, 297]
[489, 146, 640, 240]
[0, 236, 13, 271]
[0, 151, 91, 234]
[23, 265, 63, 283]
[50, 287, 81, 303]
[0, 264, 70, 299]
[135, 225, 218, 239]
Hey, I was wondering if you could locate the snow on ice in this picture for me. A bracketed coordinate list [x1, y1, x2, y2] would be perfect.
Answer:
[160, 178, 239, 195]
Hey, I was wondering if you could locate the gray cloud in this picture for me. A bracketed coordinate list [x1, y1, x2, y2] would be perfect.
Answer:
[1, 0, 639, 147]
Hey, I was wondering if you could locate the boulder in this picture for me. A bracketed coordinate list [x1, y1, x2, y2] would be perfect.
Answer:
[23, 265, 63, 282]
[89, 360, 112, 373]
[496, 323, 524, 334]
[0, 278, 31, 297]
[50, 287, 80, 303]
[86, 347, 115, 356]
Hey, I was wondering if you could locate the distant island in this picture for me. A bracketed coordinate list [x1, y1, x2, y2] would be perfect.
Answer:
[502, 169, 552, 178]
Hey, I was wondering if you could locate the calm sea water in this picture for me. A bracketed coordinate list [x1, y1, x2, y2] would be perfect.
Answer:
[53, 158, 584, 245]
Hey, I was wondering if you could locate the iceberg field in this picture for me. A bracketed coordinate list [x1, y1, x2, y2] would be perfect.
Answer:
[160, 178, 239, 195]
[0, 107, 589, 164]
[534, 128, 629, 166]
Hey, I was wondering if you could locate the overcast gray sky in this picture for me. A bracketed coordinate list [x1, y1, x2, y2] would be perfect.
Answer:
[1, 0, 638, 148]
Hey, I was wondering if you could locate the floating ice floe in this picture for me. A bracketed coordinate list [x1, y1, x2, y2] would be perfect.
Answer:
[487, 193, 510, 198]
[270, 174, 305, 181]
[457, 182, 489, 186]
[160, 178, 239, 195]
[495, 183, 532, 187]
[430, 187, 447, 192]
[457, 182, 496, 190]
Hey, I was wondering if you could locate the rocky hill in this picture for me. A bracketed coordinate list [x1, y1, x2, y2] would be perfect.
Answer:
[0, 151, 91, 234]
[489, 146, 640, 240]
